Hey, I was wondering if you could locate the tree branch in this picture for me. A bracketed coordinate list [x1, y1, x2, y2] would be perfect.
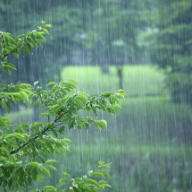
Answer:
[10, 110, 67, 155]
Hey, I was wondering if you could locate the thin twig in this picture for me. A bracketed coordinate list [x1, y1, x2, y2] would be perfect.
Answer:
[10, 110, 68, 155]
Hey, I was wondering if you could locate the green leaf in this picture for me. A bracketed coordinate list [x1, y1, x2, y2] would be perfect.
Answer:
[99, 170, 110, 177]
[13, 51, 19, 58]
[0, 147, 10, 154]
[42, 28, 49, 34]
[99, 120, 107, 128]
[87, 179, 100, 187]
[46, 165, 57, 171]
[16, 34, 25, 39]
[110, 95, 120, 104]
[36, 32, 46, 41]
[20, 91, 29, 101]
[41, 20, 46, 25]
[98, 160, 104, 166]
[31, 122, 43, 129]
[118, 89, 124, 92]
[41, 166, 51, 177]
[44, 24, 52, 28]
[5, 63, 17, 70]
[62, 172, 70, 177]
[3, 67, 11, 75]
[45, 159, 57, 164]
[47, 81, 57, 86]
[92, 172, 105, 177]
[4, 33, 10, 46]
[43, 186, 57, 191]
[92, 107, 97, 115]
[100, 92, 113, 97]
[59, 126, 65, 133]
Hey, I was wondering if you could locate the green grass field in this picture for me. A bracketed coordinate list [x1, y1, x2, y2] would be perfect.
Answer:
[62, 65, 167, 97]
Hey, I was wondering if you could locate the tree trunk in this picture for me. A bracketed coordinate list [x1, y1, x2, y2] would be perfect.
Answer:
[117, 65, 123, 89]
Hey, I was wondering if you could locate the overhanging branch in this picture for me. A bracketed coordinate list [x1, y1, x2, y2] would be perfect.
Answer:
[10, 110, 67, 155]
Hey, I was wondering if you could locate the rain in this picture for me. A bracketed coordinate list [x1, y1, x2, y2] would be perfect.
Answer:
[0, 0, 192, 191]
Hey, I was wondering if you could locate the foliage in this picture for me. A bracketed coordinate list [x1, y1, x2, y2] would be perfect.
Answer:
[149, 0, 192, 105]
[0, 23, 124, 191]
[0, 0, 52, 85]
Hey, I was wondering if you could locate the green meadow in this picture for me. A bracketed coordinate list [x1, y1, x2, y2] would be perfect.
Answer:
[62, 65, 167, 97]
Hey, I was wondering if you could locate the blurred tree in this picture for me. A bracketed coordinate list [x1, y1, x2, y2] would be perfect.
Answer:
[0, 0, 151, 90]
[150, 0, 192, 105]
[80, 0, 147, 89]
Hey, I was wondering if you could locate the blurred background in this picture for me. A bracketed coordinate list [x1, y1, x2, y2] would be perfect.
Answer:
[1, 0, 192, 191]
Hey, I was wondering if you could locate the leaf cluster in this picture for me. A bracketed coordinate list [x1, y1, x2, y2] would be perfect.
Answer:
[0, 22, 124, 192]
[0, 20, 51, 76]
[34, 161, 112, 192]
